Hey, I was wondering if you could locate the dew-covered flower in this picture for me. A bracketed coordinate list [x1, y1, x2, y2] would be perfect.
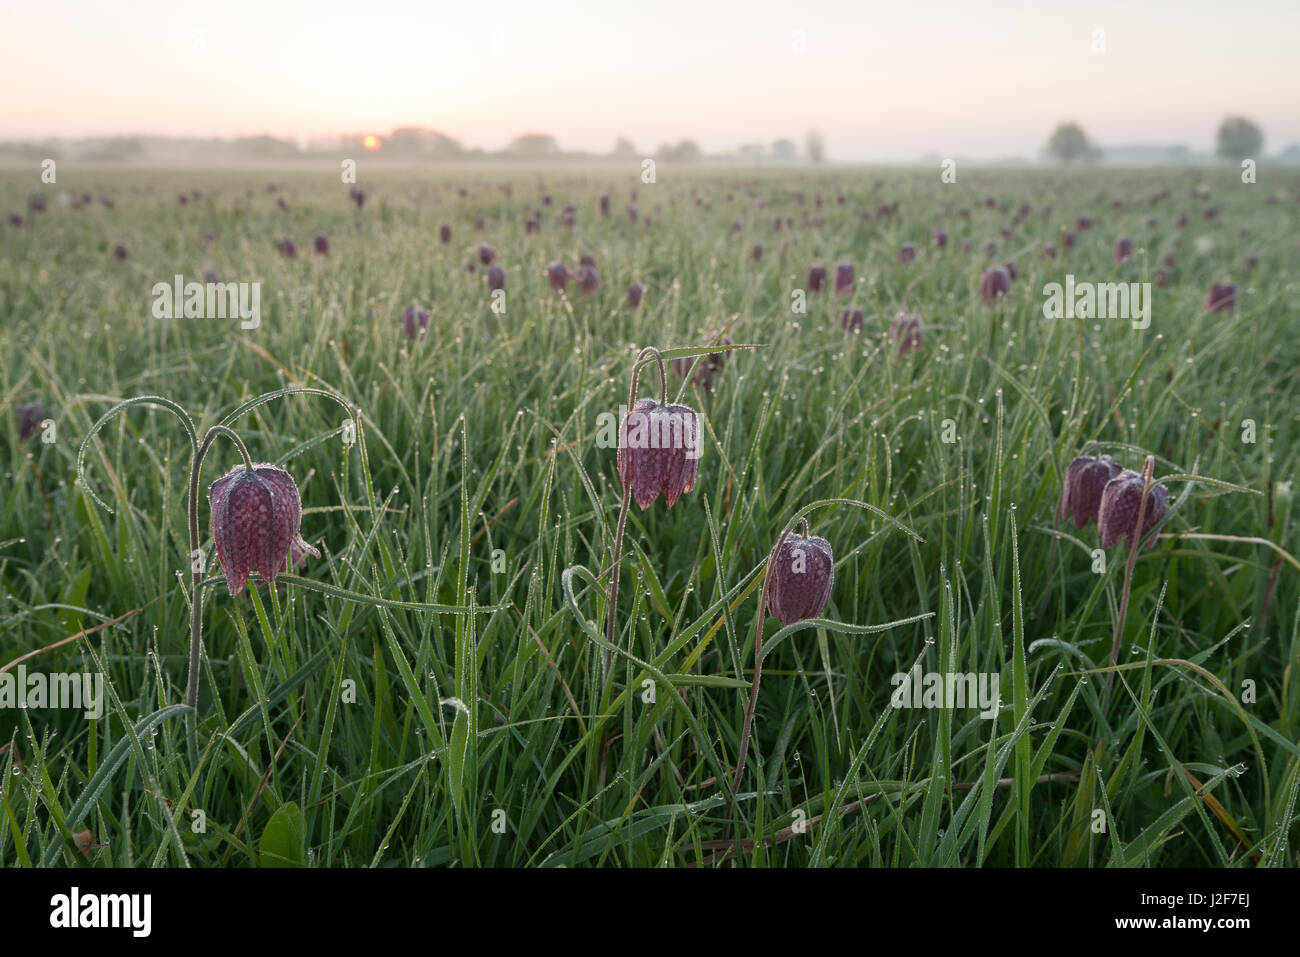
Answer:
[402, 303, 430, 340]
[617, 398, 700, 509]
[1204, 282, 1236, 313]
[766, 530, 834, 626]
[980, 266, 1011, 305]
[1098, 470, 1169, 550]
[208, 464, 320, 596]
[1057, 452, 1122, 529]
[889, 313, 924, 354]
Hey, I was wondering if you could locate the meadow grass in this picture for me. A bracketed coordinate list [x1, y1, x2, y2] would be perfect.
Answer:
[1, 164, 1297, 867]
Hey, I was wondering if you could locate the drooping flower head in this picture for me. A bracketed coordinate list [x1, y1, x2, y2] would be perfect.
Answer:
[980, 266, 1011, 305]
[1114, 235, 1134, 263]
[1057, 451, 1122, 529]
[1098, 469, 1169, 550]
[208, 464, 320, 596]
[617, 398, 700, 509]
[314, 235, 330, 255]
[1204, 282, 1236, 313]
[17, 402, 45, 440]
[547, 262, 571, 292]
[488, 264, 506, 291]
[766, 527, 835, 626]
[627, 282, 645, 307]
[808, 265, 827, 294]
[834, 262, 854, 294]
[402, 303, 430, 340]
[889, 313, 924, 355]
[841, 307, 864, 334]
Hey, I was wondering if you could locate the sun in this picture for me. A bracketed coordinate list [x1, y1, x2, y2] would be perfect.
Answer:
[362, 135, 381, 151]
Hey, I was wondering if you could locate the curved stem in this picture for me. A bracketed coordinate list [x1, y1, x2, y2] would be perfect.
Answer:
[1102, 455, 1154, 713]
[603, 346, 666, 677]
[724, 519, 799, 842]
[186, 425, 255, 715]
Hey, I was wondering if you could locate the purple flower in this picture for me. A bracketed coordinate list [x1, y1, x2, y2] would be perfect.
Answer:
[808, 265, 827, 294]
[314, 235, 330, 255]
[889, 313, 924, 355]
[349, 187, 366, 208]
[439, 223, 452, 244]
[488, 264, 506, 290]
[841, 307, 864, 334]
[8, 213, 23, 228]
[1042, 242, 1058, 260]
[617, 398, 701, 509]
[478, 244, 496, 265]
[1057, 452, 1122, 529]
[627, 283, 645, 307]
[525, 218, 540, 234]
[578, 265, 600, 295]
[1003, 259, 1019, 281]
[208, 464, 320, 596]
[1076, 215, 1092, 230]
[980, 266, 1011, 305]
[1204, 282, 1236, 313]
[547, 262, 571, 292]
[600, 194, 611, 216]
[933, 230, 948, 249]
[1114, 235, 1134, 263]
[1097, 470, 1169, 550]
[278, 237, 298, 258]
[113, 244, 129, 261]
[752, 243, 763, 261]
[17, 402, 44, 440]
[766, 531, 834, 626]
[834, 262, 855, 294]
[402, 303, 430, 340]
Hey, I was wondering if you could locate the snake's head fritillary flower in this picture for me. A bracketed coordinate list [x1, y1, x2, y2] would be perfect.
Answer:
[8, 213, 23, 228]
[617, 398, 700, 509]
[600, 193, 611, 216]
[808, 265, 827, 293]
[841, 307, 864, 334]
[835, 262, 855, 293]
[313, 235, 329, 255]
[889, 313, 924, 354]
[980, 266, 1011, 305]
[208, 464, 320, 597]
[1057, 452, 1122, 529]
[439, 223, 452, 244]
[934, 230, 948, 249]
[277, 237, 297, 258]
[1042, 242, 1058, 260]
[1098, 470, 1169, 550]
[349, 187, 366, 208]
[627, 282, 644, 307]
[1003, 259, 1019, 281]
[488, 264, 505, 291]
[402, 303, 430, 340]
[17, 402, 44, 440]
[1114, 235, 1134, 263]
[752, 243, 763, 261]
[478, 243, 496, 265]
[547, 262, 571, 292]
[113, 244, 129, 261]
[1204, 282, 1236, 313]
[578, 265, 600, 295]
[766, 531, 834, 626]
[1076, 215, 1092, 230]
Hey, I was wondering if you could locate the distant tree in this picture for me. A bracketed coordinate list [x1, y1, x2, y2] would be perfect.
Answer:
[771, 138, 798, 162]
[658, 140, 703, 163]
[1216, 116, 1263, 160]
[611, 136, 638, 159]
[388, 127, 465, 157]
[805, 129, 826, 163]
[737, 142, 766, 163]
[508, 133, 560, 156]
[1045, 122, 1097, 164]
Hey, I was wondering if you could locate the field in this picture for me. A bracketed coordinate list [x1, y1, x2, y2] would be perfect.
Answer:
[1, 164, 1298, 868]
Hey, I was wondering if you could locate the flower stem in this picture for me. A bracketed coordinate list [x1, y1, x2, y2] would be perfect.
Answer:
[723, 517, 804, 842]
[186, 425, 256, 716]
[1102, 455, 1154, 713]
[603, 347, 665, 677]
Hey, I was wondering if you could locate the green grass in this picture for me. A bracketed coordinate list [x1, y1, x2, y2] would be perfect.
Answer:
[1, 164, 1297, 867]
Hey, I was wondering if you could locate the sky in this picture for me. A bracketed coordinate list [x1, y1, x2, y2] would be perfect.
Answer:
[3, 0, 1298, 161]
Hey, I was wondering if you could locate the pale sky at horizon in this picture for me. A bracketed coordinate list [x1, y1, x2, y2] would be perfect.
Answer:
[3, 0, 1298, 160]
